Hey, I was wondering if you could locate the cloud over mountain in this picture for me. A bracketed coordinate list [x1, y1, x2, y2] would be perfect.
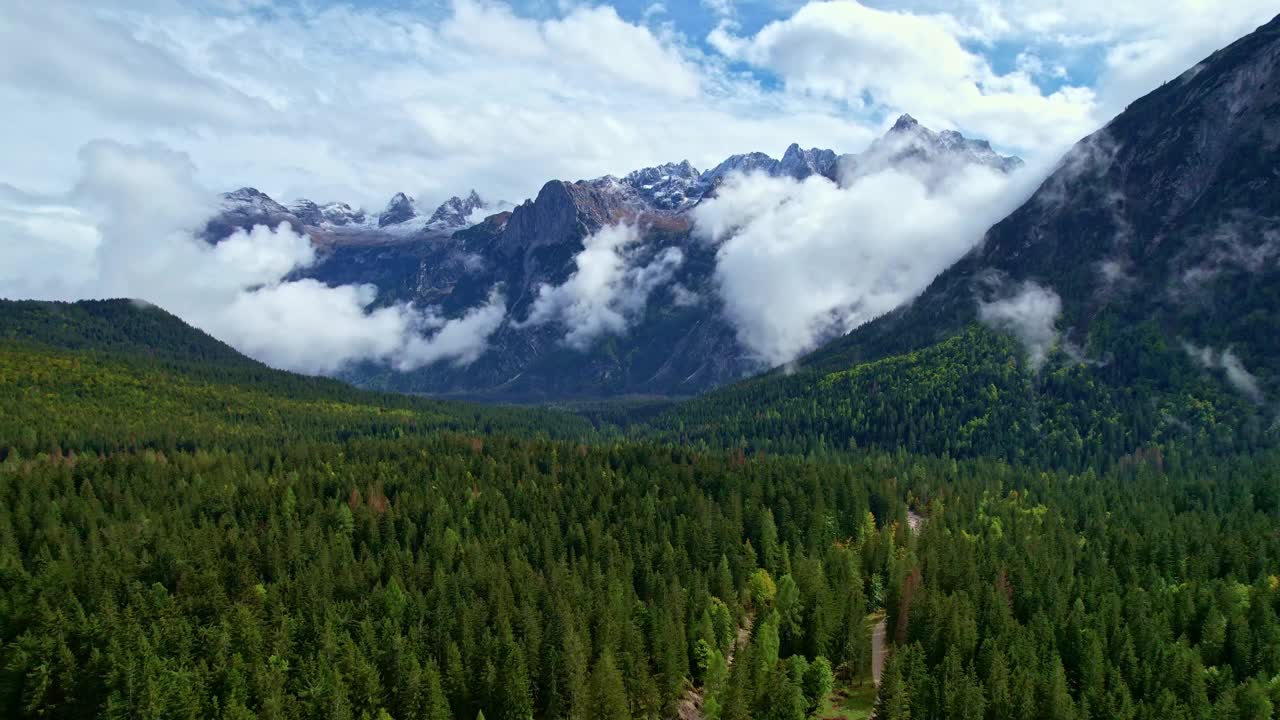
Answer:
[0, 141, 505, 375]
[518, 223, 684, 350]
[693, 155, 1027, 366]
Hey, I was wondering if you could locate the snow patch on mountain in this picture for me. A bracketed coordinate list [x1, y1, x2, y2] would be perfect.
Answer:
[842, 114, 1023, 185]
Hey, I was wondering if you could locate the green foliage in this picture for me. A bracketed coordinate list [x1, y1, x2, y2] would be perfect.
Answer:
[748, 570, 777, 608]
[627, 323, 1273, 470]
[803, 656, 834, 710]
[2, 296, 1279, 720]
[0, 349, 911, 718]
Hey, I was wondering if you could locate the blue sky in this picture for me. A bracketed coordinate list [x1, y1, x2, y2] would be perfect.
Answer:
[1, 0, 1275, 207]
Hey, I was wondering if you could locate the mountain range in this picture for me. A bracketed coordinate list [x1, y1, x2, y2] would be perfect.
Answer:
[640, 13, 1280, 469]
[5, 13, 1280, 720]
[198, 13, 1279, 429]
[204, 116, 1022, 400]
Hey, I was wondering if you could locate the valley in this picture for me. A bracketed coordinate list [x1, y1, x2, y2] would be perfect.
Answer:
[2, 6, 1280, 720]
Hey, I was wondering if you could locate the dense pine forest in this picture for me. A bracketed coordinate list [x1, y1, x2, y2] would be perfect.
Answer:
[629, 323, 1276, 471]
[2, 300, 1279, 720]
[4, 2, 1280, 719]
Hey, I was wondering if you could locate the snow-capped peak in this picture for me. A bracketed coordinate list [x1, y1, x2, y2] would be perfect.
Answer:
[289, 199, 369, 228]
[221, 187, 289, 215]
[621, 161, 705, 211]
[427, 190, 488, 229]
[779, 144, 838, 181]
[700, 152, 780, 185]
[890, 113, 920, 133]
[843, 114, 1024, 184]
[379, 192, 418, 228]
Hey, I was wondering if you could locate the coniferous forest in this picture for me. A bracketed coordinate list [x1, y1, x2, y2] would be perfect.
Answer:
[4, 4, 1280, 720]
[1, 300, 1279, 720]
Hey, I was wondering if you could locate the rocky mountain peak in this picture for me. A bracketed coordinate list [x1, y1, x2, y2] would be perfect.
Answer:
[816, 12, 1280, 377]
[700, 152, 780, 185]
[290, 198, 325, 226]
[623, 160, 705, 211]
[289, 198, 367, 228]
[780, 144, 839, 181]
[428, 190, 488, 230]
[701, 145, 841, 185]
[221, 187, 289, 215]
[204, 187, 300, 241]
[890, 113, 920, 132]
[379, 192, 418, 228]
[847, 116, 1023, 180]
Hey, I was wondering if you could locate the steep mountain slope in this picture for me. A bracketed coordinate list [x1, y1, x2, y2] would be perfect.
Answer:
[637, 15, 1280, 467]
[814, 14, 1280, 376]
[198, 123, 1017, 401]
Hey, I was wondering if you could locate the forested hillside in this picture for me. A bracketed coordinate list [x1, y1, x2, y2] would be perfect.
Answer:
[0, 300, 595, 455]
[632, 323, 1275, 471]
[2, 301, 1279, 720]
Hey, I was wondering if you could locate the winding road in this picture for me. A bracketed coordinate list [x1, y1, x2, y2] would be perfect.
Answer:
[873, 510, 923, 688]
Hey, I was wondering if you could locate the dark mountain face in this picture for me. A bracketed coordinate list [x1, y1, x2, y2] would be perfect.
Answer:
[378, 192, 417, 228]
[427, 190, 486, 228]
[631, 17, 1280, 470]
[202, 187, 303, 240]
[810, 14, 1280, 392]
[200, 122, 1020, 401]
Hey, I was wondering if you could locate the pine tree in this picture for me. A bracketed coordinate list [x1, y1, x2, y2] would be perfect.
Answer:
[587, 652, 629, 720]
[423, 661, 452, 720]
[875, 651, 911, 720]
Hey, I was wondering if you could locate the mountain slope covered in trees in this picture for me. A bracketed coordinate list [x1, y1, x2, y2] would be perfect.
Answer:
[0, 299, 596, 453]
[629, 14, 1280, 471]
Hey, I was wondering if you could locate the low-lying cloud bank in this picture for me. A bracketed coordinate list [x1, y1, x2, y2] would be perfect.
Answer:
[978, 281, 1063, 372]
[517, 223, 683, 350]
[693, 161, 1031, 367]
[1181, 341, 1265, 404]
[0, 141, 504, 375]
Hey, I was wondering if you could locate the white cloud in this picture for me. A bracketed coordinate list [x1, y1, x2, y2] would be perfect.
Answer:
[978, 281, 1063, 371]
[670, 283, 701, 307]
[0, 0, 874, 211]
[868, 0, 1277, 118]
[977, 280, 1059, 368]
[694, 161, 1029, 367]
[702, 0, 736, 20]
[0, 141, 505, 376]
[518, 223, 684, 350]
[1, 0, 1274, 213]
[710, 1, 1099, 152]
[1181, 341, 1265, 404]
[399, 289, 508, 371]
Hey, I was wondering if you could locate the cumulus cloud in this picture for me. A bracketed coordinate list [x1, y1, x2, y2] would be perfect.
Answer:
[693, 161, 1029, 367]
[1181, 341, 1265, 404]
[518, 224, 683, 350]
[398, 289, 508, 371]
[0, 141, 504, 375]
[978, 281, 1063, 371]
[709, 1, 1099, 151]
[3, 0, 1274, 211]
[0, 0, 874, 209]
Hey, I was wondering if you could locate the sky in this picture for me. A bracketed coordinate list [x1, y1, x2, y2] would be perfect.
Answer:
[3, 0, 1275, 210]
[0, 0, 1276, 375]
